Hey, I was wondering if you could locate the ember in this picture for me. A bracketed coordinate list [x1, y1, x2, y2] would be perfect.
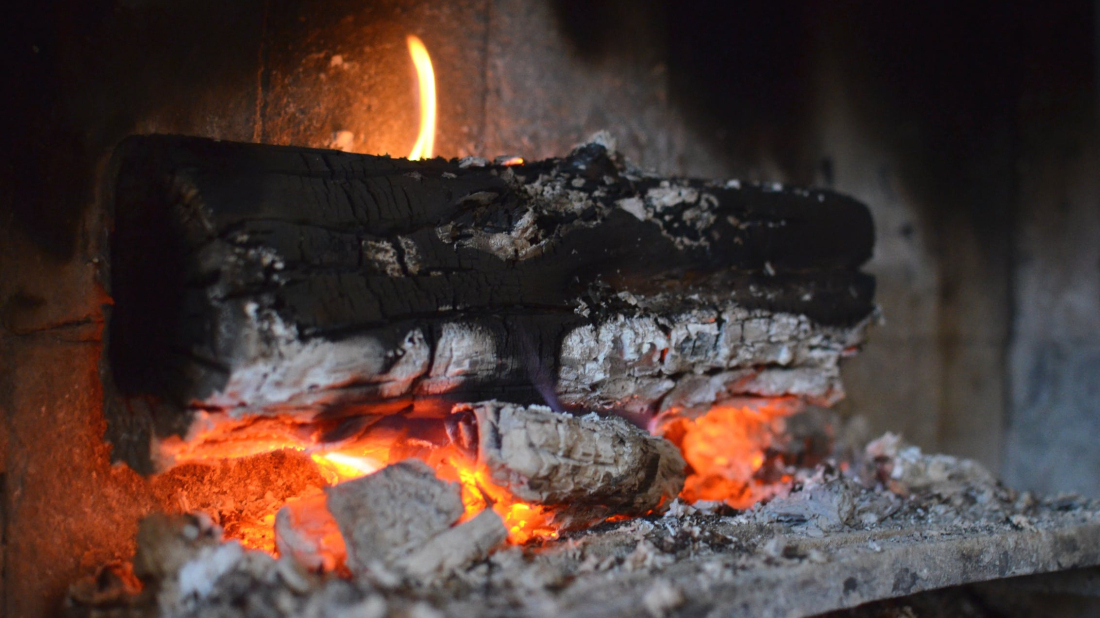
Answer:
[658, 399, 799, 508]
[155, 414, 561, 554]
[150, 395, 802, 567]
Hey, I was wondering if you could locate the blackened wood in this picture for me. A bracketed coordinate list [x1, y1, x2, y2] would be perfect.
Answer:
[106, 135, 874, 448]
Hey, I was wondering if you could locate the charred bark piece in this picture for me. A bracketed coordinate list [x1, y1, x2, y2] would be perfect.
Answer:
[455, 401, 686, 525]
[106, 135, 875, 461]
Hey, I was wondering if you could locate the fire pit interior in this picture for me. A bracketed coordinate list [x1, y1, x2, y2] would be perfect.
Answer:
[2, 1, 1099, 617]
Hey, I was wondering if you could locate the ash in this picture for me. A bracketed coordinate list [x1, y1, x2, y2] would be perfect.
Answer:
[66, 434, 1100, 618]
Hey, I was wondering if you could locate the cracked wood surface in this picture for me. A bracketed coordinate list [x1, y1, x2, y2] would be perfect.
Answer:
[455, 402, 685, 526]
[106, 135, 875, 465]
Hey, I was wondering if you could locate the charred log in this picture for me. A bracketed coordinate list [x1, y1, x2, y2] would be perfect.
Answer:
[106, 135, 875, 462]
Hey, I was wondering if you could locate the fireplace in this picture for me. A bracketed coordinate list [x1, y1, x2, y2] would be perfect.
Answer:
[3, 1, 1100, 617]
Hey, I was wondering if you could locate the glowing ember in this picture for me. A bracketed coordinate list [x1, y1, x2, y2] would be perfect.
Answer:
[308, 446, 557, 545]
[406, 35, 436, 160]
[134, 28, 812, 575]
[659, 400, 797, 509]
[155, 412, 559, 555]
[311, 452, 384, 485]
[153, 397, 797, 561]
[448, 460, 558, 544]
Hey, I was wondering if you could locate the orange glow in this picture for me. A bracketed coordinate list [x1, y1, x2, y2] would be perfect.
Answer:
[311, 446, 557, 545]
[155, 398, 799, 565]
[311, 452, 384, 485]
[156, 412, 559, 561]
[448, 460, 558, 544]
[659, 400, 797, 509]
[499, 156, 524, 166]
[406, 35, 436, 160]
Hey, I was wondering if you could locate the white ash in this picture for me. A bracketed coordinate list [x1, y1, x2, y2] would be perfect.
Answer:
[324, 460, 466, 576]
[171, 318, 497, 438]
[558, 303, 871, 413]
[758, 475, 858, 532]
[393, 509, 508, 580]
[861, 432, 1001, 503]
[416, 322, 500, 395]
[448, 208, 553, 262]
[176, 543, 246, 603]
[361, 239, 405, 278]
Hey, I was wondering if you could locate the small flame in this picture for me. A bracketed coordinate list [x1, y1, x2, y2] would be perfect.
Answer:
[499, 156, 524, 166]
[406, 35, 436, 160]
[311, 452, 384, 484]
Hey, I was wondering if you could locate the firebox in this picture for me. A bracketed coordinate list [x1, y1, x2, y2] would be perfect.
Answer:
[3, 2, 1100, 618]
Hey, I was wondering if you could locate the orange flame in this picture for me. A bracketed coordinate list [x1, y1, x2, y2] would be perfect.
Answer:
[156, 414, 558, 551]
[157, 402, 798, 562]
[406, 35, 436, 160]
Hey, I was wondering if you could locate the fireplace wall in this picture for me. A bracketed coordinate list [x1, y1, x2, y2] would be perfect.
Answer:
[1, 1, 1098, 616]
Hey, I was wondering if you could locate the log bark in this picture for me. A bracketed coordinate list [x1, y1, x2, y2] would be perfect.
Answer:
[105, 135, 875, 459]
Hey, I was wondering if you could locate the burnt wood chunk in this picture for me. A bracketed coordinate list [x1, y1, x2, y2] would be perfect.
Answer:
[394, 509, 508, 580]
[324, 460, 466, 576]
[453, 401, 686, 526]
[106, 135, 875, 455]
[322, 460, 507, 580]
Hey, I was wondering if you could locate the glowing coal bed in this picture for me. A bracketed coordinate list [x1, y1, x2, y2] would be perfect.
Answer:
[150, 397, 807, 572]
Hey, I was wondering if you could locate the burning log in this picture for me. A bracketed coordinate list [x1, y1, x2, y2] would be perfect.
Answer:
[105, 134, 875, 463]
[451, 401, 686, 526]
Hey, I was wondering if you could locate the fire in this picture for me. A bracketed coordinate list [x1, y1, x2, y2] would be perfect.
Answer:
[449, 461, 557, 544]
[310, 446, 557, 545]
[658, 399, 797, 509]
[154, 397, 796, 562]
[406, 35, 436, 160]
[311, 452, 384, 484]
[155, 413, 558, 556]
[139, 30, 810, 573]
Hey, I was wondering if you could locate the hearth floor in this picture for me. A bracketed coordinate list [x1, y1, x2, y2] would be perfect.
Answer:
[67, 441, 1100, 618]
